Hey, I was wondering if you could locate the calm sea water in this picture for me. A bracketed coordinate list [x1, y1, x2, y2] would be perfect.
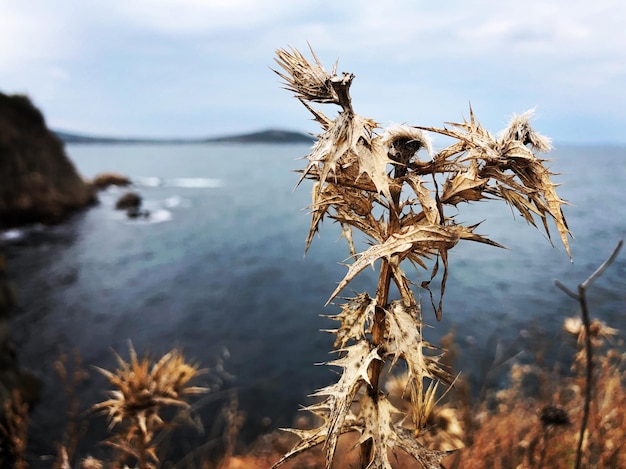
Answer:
[3, 142, 626, 462]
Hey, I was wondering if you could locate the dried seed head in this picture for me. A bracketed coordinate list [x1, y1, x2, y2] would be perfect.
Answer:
[563, 316, 618, 347]
[274, 46, 338, 105]
[81, 456, 104, 469]
[380, 124, 433, 164]
[501, 109, 553, 152]
[539, 405, 571, 428]
[93, 343, 206, 433]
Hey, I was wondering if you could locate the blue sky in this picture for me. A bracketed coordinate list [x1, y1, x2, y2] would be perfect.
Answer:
[1, 1, 625, 144]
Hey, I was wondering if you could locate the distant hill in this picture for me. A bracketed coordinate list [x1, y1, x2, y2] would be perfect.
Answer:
[53, 128, 315, 145]
[206, 129, 315, 144]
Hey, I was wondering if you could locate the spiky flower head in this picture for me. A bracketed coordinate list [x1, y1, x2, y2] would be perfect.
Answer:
[93, 343, 206, 436]
[500, 109, 552, 152]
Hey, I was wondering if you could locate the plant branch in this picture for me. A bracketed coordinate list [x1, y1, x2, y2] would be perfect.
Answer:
[582, 240, 623, 289]
[554, 239, 623, 469]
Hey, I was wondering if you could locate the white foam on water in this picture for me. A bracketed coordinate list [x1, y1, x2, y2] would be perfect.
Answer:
[0, 229, 25, 241]
[171, 177, 222, 188]
[133, 177, 221, 188]
[146, 209, 172, 224]
[164, 196, 184, 208]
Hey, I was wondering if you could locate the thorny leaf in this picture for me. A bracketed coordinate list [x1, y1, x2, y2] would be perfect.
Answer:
[355, 135, 394, 202]
[356, 393, 452, 469]
[440, 161, 487, 206]
[508, 153, 571, 258]
[356, 393, 399, 469]
[271, 407, 360, 469]
[305, 181, 338, 253]
[404, 174, 440, 225]
[306, 112, 381, 195]
[497, 184, 543, 227]
[393, 425, 454, 469]
[310, 342, 382, 468]
[271, 426, 328, 468]
[323, 293, 376, 349]
[384, 302, 450, 385]
[305, 182, 383, 254]
[340, 222, 357, 257]
[327, 224, 460, 305]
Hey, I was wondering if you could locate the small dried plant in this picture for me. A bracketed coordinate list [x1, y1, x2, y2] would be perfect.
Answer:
[92, 343, 206, 469]
[53, 350, 90, 469]
[272, 45, 571, 469]
[0, 390, 29, 469]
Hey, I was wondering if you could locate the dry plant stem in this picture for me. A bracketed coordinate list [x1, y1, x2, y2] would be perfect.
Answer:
[360, 167, 404, 467]
[554, 239, 623, 469]
[137, 429, 149, 469]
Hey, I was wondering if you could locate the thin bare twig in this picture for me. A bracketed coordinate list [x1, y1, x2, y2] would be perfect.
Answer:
[554, 239, 623, 469]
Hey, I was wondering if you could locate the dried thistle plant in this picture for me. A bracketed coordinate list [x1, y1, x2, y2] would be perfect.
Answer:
[272, 45, 571, 469]
[92, 343, 207, 469]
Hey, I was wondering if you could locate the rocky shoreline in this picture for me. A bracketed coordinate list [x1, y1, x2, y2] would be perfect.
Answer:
[0, 93, 99, 424]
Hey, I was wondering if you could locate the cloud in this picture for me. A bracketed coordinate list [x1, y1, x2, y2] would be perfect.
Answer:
[109, 0, 301, 34]
[0, 0, 624, 142]
[0, 5, 74, 70]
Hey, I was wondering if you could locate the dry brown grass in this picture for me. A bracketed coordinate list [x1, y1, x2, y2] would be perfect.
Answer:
[0, 389, 29, 469]
[448, 319, 626, 468]
[50, 350, 90, 469]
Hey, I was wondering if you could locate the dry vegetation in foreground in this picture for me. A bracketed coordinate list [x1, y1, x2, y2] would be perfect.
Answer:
[219, 292, 626, 469]
[1, 244, 624, 468]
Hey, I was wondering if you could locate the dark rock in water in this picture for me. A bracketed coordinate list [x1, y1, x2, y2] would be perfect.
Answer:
[115, 192, 150, 219]
[91, 172, 132, 190]
[0, 93, 96, 229]
[126, 206, 150, 219]
[115, 191, 142, 210]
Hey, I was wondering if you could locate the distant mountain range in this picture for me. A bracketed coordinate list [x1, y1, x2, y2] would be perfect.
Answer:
[53, 128, 315, 144]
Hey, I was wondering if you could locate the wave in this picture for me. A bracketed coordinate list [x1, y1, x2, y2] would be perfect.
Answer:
[146, 209, 173, 224]
[0, 228, 26, 242]
[133, 177, 222, 188]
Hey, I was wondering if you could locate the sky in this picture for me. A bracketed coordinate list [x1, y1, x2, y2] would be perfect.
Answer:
[1, 0, 625, 144]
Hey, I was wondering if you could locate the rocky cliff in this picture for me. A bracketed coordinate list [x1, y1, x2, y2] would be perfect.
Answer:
[0, 93, 96, 229]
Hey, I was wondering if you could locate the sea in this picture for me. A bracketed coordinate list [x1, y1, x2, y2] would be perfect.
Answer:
[2, 142, 625, 463]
